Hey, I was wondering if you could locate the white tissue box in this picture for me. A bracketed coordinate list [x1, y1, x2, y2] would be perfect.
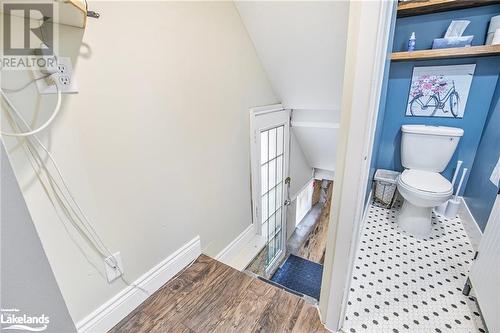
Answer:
[432, 36, 474, 49]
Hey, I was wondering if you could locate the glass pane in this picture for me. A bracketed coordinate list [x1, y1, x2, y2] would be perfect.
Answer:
[276, 182, 282, 209]
[268, 187, 275, 215]
[276, 156, 283, 184]
[276, 208, 282, 232]
[276, 231, 282, 253]
[268, 159, 276, 188]
[267, 237, 275, 264]
[270, 213, 276, 238]
[268, 214, 275, 240]
[269, 128, 277, 160]
[261, 163, 268, 195]
[260, 131, 268, 164]
[262, 220, 268, 238]
[277, 126, 283, 156]
[261, 193, 268, 223]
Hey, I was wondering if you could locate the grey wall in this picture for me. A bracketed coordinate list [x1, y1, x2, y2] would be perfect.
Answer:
[1, 143, 76, 333]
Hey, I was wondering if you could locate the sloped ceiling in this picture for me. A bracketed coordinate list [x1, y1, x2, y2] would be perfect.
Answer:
[235, 1, 349, 172]
[234, 1, 348, 111]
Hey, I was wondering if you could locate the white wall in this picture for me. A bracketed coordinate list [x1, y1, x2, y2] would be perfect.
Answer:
[235, 1, 349, 110]
[289, 131, 313, 199]
[1, 1, 277, 324]
[291, 109, 339, 172]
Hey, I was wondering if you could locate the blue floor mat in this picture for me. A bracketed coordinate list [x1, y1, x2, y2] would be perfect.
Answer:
[271, 254, 323, 300]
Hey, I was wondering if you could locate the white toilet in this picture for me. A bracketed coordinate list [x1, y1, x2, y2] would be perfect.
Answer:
[397, 125, 464, 237]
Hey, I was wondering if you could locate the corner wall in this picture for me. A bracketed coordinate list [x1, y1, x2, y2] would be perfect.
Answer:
[1, 2, 277, 324]
[464, 79, 500, 231]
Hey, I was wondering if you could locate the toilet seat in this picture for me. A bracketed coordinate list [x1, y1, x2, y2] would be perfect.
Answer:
[399, 169, 453, 195]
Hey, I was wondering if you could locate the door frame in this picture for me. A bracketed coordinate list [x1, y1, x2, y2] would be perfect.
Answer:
[319, 1, 395, 331]
[249, 103, 290, 276]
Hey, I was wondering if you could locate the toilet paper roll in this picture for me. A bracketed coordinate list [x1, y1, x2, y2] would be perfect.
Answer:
[486, 15, 500, 45]
[492, 28, 500, 45]
[488, 15, 500, 34]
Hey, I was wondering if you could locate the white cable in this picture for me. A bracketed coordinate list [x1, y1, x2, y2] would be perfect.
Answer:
[1, 83, 62, 137]
[2, 95, 150, 295]
[1, 86, 113, 258]
[3, 108, 112, 259]
[1, 74, 51, 93]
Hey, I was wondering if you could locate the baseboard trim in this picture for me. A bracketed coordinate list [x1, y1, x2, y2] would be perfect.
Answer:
[215, 224, 254, 265]
[458, 197, 482, 251]
[76, 236, 201, 333]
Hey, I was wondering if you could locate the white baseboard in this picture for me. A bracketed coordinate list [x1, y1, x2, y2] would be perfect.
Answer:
[76, 236, 201, 333]
[215, 224, 256, 268]
[458, 197, 482, 251]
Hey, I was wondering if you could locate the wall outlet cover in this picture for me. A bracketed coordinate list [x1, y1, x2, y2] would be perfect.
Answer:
[34, 57, 78, 94]
[104, 252, 123, 283]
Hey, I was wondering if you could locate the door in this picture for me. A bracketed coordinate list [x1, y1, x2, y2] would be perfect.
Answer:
[250, 105, 290, 275]
[469, 194, 500, 333]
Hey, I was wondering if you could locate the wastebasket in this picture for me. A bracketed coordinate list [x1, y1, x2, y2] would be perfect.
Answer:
[373, 169, 400, 208]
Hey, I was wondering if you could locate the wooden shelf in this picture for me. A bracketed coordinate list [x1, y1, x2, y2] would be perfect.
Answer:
[397, 0, 500, 18]
[1, 0, 87, 28]
[392, 44, 500, 61]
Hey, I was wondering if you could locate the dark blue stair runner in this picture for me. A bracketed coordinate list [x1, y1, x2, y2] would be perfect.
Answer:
[271, 254, 323, 301]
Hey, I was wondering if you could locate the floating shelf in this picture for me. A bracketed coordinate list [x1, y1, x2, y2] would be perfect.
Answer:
[392, 45, 500, 61]
[397, 0, 500, 18]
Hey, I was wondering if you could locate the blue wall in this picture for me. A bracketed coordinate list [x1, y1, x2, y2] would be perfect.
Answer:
[373, 5, 500, 196]
[464, 80, 500, 231]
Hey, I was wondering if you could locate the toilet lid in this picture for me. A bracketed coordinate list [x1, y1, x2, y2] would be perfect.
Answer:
[400, 169, 452, 194]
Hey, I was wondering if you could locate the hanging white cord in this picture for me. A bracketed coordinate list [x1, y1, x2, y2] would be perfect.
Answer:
[0, 84, 62, 137]
[1, 90, 150, 295]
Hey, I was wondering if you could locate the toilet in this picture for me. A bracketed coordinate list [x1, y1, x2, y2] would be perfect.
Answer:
[397, 125, 464, 237]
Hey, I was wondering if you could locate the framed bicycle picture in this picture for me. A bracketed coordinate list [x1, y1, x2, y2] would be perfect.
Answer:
[406, 64, 476, 118]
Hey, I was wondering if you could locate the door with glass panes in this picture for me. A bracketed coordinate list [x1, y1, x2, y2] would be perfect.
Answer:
[250, 106, 290, 275]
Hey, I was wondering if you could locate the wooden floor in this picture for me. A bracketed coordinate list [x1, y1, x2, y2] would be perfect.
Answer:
[297, 181, 333, 264]
[109, 255, 328, 333]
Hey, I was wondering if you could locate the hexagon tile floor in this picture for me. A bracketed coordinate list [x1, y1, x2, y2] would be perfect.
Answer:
[343, 203, 487, 333]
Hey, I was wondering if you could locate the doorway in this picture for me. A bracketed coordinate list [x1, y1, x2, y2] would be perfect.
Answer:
[246, 105, 334, 303]
[248, 105, 290, 276]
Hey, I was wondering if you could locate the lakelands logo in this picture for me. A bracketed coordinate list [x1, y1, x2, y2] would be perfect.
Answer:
[1, 2, 57, 70]
[1, 309, 49, 332]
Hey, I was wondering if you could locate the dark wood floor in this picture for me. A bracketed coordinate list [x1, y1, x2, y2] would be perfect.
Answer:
[109, 255, 328, 333]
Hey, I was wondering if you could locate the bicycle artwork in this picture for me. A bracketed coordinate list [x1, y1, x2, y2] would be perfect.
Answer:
[405, 65, 475, 118]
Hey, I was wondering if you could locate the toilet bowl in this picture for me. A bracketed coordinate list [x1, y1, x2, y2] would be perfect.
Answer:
[396, 125, 463, 237]
[397, 169, 453, 237]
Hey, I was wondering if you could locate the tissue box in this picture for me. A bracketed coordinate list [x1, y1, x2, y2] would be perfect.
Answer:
[432, 36, 474, 49]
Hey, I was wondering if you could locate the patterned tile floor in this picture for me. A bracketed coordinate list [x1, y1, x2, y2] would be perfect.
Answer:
[343, 202, 487, 333]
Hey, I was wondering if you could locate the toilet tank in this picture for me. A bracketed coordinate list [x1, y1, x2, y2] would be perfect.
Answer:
[401, 125, 464, 172]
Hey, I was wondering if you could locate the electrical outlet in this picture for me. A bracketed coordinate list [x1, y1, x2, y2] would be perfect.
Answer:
[34, 57, 78, 94]
[58, 75, 71, 86]
[104, 252, 123, 283]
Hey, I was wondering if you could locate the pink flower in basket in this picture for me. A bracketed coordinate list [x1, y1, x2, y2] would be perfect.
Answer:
[410, 75, 449, 97]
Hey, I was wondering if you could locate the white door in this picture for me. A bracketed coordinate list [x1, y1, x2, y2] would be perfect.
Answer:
[250, 105, 290, 275]
[469, 194, 500, 333]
